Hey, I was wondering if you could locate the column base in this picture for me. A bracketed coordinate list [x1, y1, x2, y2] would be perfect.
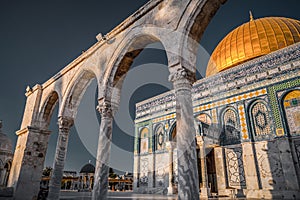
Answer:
[200, 187, 210, 198]
[167, 186, 173, 195]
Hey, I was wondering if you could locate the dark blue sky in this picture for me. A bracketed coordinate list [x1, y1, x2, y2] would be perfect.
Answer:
[0, 0, 299, 173]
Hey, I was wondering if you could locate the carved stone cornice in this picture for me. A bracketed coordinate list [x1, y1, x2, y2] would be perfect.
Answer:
[58, 116, 74, 132]
[168, 67, 196, 84]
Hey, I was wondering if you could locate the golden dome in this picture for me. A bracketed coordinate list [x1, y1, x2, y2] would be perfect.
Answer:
[206, 16, 300, 77]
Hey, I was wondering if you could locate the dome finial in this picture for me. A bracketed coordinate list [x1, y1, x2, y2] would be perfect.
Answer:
[249, 11, 254, 21]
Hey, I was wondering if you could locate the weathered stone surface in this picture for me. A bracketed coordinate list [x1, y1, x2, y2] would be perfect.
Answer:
[47, 117, 74, 200]
[170, 68, 200, 200]
[8, 127, 50, 200]
[92, 101, 114, 200]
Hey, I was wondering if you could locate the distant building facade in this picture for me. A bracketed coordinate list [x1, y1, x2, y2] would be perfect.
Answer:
[0, 121, 13, 187]
[133, 16, 300, 199]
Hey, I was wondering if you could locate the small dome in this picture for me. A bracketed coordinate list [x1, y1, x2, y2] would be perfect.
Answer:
[0, 121, 13, 153]
[206, 16, 300, 77]
[80, 163, 95, 174]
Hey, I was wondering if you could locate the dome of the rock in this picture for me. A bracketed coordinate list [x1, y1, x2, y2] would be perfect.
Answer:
[206, 16, 300, 76]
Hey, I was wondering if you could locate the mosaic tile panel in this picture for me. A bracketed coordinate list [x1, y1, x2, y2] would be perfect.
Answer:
[212, 109, 218, 123]
[225, 147, 246, 187]
[153, 113, 176, 123]
[251, 102, 272, 136]
[140, 158, 149, 186]
[238, 105, 249, 140]
[268, 78, 300, 135]
[155, 154, 167, 187]
[193, 88, 267, 113]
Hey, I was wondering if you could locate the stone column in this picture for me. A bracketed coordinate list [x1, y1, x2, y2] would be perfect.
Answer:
[47, 116, 74, 200]
[242, 142, 260, 191]
[196, 137, 210, 198]
[166, 141, 174, 195]
[214, 147, 227, 196]
[169, 68, 200, 200]
[92, 100, 115, 200]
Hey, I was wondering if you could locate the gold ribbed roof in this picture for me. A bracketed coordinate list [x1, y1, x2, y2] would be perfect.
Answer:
[206, 17, 300, 77]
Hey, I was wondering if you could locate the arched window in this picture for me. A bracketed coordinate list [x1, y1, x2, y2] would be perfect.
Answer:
[154, 124, 164, 151]
[283, 90, 300, 136]
[3, 161, 11, 186]
[140, 127, 149, 154]
[169, 123, 177, 143]
[250, 101, 272, 138]
[220, 108, 241, 146]
[196, 113, 212, 136]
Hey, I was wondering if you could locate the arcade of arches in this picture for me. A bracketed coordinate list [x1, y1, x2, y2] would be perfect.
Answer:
[4, 0, 300, 200]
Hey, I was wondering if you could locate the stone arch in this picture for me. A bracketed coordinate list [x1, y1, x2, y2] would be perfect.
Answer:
[39, 90, 60, 129]
[153, 123, 164, 151]
[168, 121, 177, 142]
[139, 127, 150, 154]
[101, 28, 170, 99]
[3, 160, 11, 186]
[220, 106, 241, 146]
[178, 0, 227, 71]
[59, 69, 98, 119]
[248, 99, 273, 140]
[195, 113, 212, 136]
[281, 90, 300, 136]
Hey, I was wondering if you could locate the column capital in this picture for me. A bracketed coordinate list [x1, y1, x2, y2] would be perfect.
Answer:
[168, 67, 196, 84]
[58, 116, 74, 130]
[96, 100, 113, 118]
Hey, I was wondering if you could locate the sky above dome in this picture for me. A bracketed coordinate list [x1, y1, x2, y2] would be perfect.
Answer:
[0, 0, 299, 173]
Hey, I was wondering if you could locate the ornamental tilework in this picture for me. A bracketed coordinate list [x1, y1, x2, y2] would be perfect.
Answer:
[268, 78, 300, 136]
[155, 154, 167, 187]
[153, 113, 176, 123]
[238, 105, 249, 140]
[212, 109, 218, 123]
[225, 147, 246, 187]
[193, 88, 267, 112]
[140, 158, 149, 186]
[251, 102, 272, 136]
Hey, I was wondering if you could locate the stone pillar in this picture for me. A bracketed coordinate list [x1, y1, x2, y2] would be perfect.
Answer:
[214, 147, 227, 196]
[196, 137, 210, 198]
[92, 100, 114, 200]
[242, 142, 260, 191]
[169, 68, 200, 200]
[47, 116, 74, 200]
[277, 138, 299, 191]
[166, 141, 174, 195]
[8, 127, 50, 200]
